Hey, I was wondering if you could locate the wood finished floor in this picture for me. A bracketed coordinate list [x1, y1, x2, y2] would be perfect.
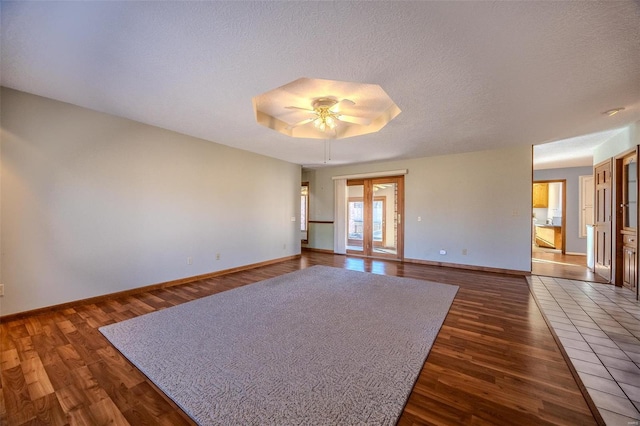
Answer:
[1, 252, 597, 425]
[532, 249, 608, 283]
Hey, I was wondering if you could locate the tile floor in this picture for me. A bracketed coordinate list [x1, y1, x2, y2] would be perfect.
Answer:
[529, 275, 640, 425]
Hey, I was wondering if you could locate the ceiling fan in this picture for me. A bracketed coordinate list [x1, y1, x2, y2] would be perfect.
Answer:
[285, 98, 371, 132]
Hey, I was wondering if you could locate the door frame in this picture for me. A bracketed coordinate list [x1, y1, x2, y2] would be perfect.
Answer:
[532, 179, 567, 254]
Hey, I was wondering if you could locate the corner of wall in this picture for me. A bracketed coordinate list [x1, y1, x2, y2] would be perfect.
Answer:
[593, 127, 632, 164]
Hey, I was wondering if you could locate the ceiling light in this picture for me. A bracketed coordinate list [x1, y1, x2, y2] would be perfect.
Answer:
[603, 107, 625, 117]
[252, 77, 401, 139]
[309, 99, 341, 133]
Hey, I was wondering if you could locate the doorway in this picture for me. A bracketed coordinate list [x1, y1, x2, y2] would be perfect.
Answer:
[530, 179, 601, 280]
[532, 180, 566, 254]
[346, 176, 404, 260]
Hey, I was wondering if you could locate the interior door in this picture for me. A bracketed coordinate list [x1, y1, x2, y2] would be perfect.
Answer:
[346, 176, 404, 260]
[579, 175, 594, 239]
[595, 160, 612, 281]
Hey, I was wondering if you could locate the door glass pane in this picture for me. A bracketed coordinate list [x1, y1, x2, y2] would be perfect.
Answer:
[626, 162, 637, 228]
[372, 200, 383, 242]
[371, 182, 397, 256]
[347, 185, 364, 252]
[301, 183, 309, 242]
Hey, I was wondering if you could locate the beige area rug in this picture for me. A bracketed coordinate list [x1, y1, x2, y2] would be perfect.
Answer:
[99, 265, 458, 425]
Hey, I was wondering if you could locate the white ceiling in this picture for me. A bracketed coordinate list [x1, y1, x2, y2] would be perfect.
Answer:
[534, 128, 626, 170]
[2, 1, 639, 169]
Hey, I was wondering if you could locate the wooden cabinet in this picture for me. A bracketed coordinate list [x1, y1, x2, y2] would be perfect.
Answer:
[533, 183, 549, 208]
[618, 151, 637, 294]
[622, 156, 637, 229]
[623, 232, 637, 292]
[534, 225, 562, 250]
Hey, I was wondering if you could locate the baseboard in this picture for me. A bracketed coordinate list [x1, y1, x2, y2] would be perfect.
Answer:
[299, 250, 527, 275]
[1, 254, 301, 322]
[565, 252, 587, 256]
[302, 247, 336, 254]
[404, 257, 530, 276]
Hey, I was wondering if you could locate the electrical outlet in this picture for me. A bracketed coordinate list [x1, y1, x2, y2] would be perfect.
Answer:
[187, 257, 193, 265]
[439, 249, 447, 255]
[283, 243, 287, 250]
[216, 253, 220, 260]
[462, 249, 468, 255]
[0, 284, 4, 296]
[417, 216, 422, 222]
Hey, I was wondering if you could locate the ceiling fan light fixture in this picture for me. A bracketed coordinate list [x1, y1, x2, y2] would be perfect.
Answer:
[312, 104, 339, 132]
[252, 77, 401, 140]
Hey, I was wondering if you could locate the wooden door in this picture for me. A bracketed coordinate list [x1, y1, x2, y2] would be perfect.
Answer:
[595, 160, 612, 281]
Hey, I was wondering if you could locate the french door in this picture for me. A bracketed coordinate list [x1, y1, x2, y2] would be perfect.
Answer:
[346, 176, 404, 260]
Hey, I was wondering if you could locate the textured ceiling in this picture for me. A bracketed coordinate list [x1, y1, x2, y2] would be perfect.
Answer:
[2, 1, 639, 168]
[534, 128, 626, 170]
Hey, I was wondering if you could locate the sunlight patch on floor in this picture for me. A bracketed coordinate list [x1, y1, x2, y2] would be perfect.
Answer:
[532, 258, 585, 267]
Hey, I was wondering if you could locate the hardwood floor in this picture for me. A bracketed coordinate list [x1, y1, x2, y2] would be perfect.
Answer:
[532, 248, 608, 283]
[1, 252, 598, 425]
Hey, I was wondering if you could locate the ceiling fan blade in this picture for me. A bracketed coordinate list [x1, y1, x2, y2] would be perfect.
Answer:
[338, 114, 371, 125]
[286, 117, 315, 130]
[285, 106, 315, 112]
[330, 99, 356, 112]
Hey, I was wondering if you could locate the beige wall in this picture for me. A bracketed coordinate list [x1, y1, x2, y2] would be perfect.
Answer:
[304, 146, 533, 272]
[1, 88, 301, 315]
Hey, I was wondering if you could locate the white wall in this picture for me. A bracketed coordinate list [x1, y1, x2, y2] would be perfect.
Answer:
[630, 120, 640, 150]
[594, 127, 632, 165]
[1, 88, 301, 315]
[304, 146, 533, 272]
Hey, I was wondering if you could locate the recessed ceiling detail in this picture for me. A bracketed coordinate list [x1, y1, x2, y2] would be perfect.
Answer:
[252, 77, 401, 139]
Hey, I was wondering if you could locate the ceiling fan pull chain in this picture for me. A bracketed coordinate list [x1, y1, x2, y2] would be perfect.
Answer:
[324, 139, 327, 164]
